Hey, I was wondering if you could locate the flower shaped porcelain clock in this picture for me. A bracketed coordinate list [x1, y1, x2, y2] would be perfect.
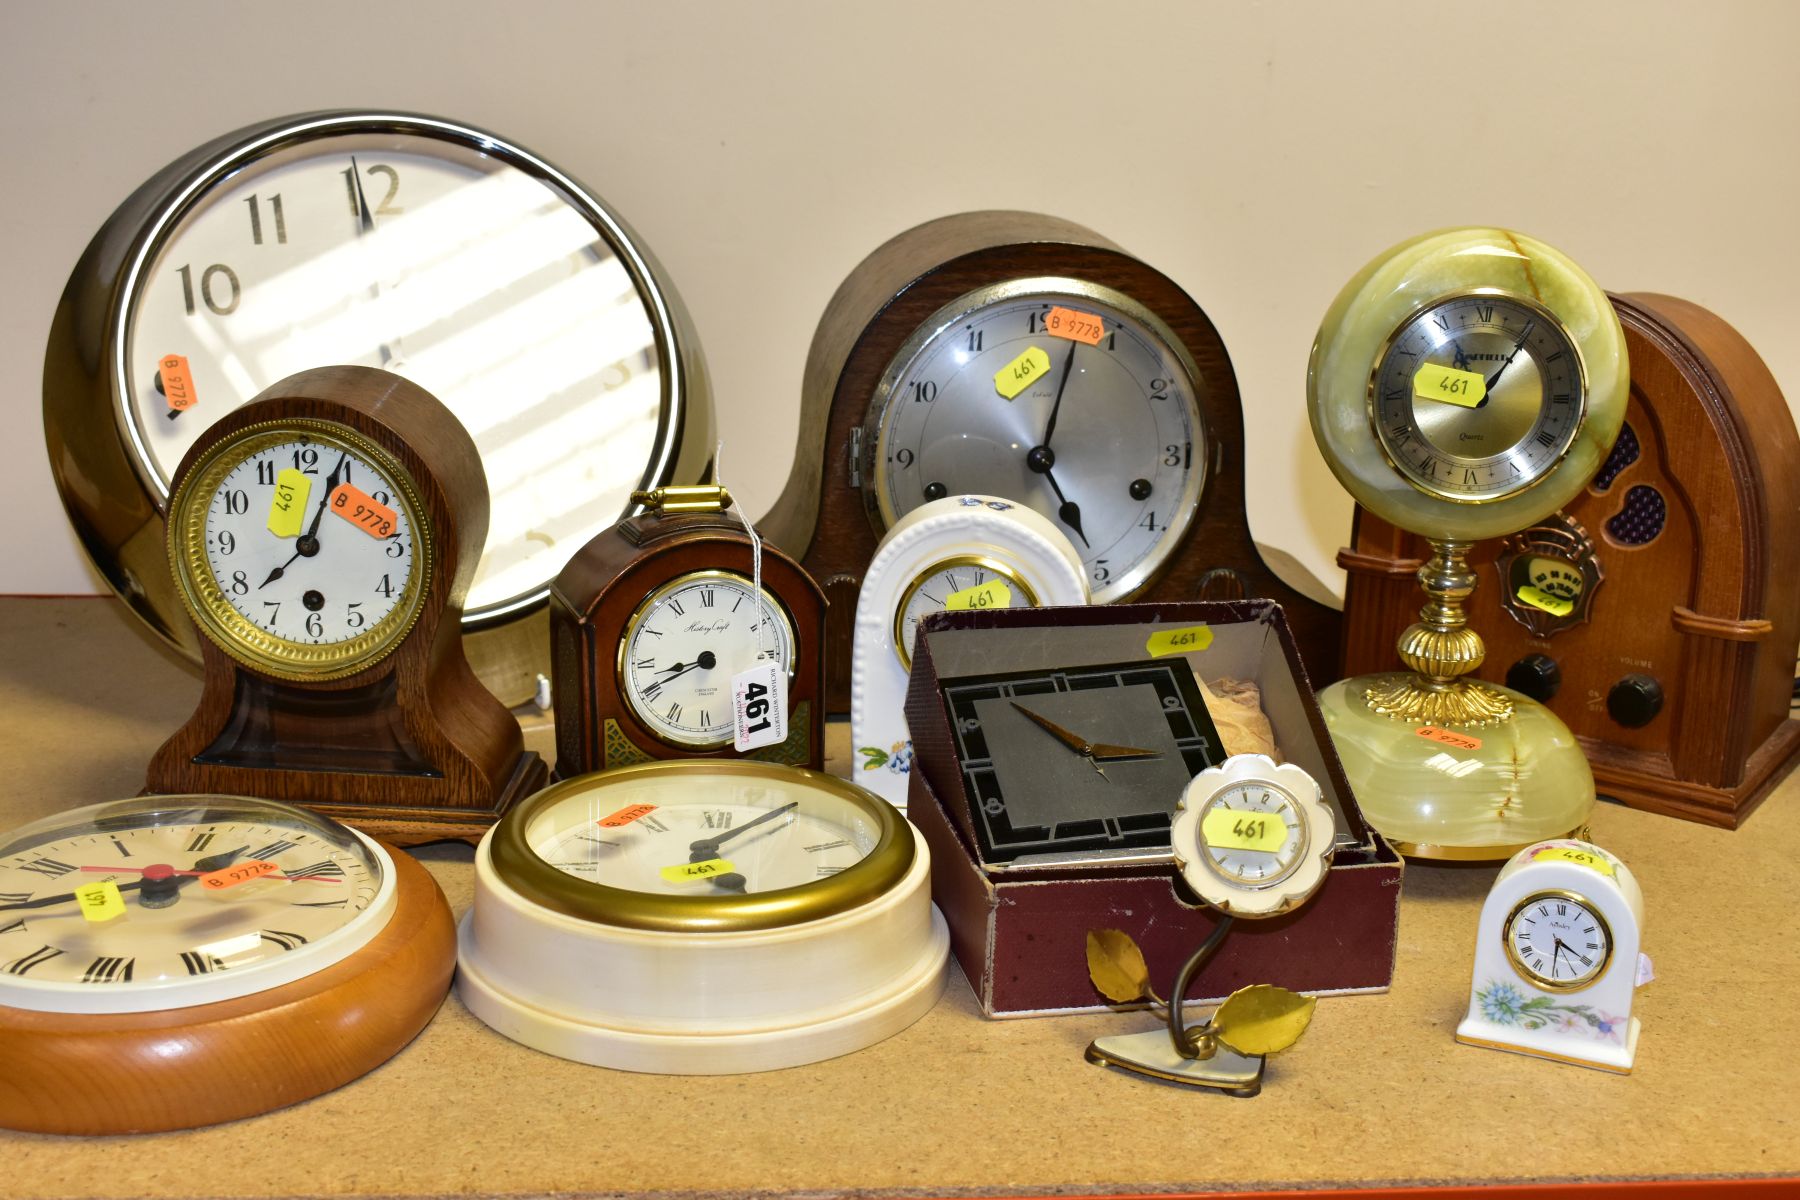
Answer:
[1456, 839, 1645, 1073]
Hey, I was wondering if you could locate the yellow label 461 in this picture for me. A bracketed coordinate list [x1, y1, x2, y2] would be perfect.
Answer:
[1201, 808, 1289, 853]
[266, 468, 313, 538]
[1529, 845, 1617, 878]
[994, 346, 1052, 400]
[74, 880, 126, 923]
[944, 579, 1013, 612]
[1412, 363, 1487, 408]
[1145, 625, 1212, 657]
[660, 857, 735, 885]
[1516, 585, 1574, 617]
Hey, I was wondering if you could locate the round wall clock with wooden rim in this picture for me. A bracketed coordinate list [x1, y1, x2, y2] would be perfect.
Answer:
[550, 486, 827, 775]
[144, 365, 547, 844]
[0, 793, 455, 1134]
[43, 108, 713, 707]
[455, 760, 949, 1074]
[757, 211, 1342, 710]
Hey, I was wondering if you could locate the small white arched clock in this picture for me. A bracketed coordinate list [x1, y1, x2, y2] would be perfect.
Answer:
[455, 761, 949, 1074]
[1170, 755, 1336, 918]
[1455, 839, 1645, 1074]
[849, 494, 1089, 807]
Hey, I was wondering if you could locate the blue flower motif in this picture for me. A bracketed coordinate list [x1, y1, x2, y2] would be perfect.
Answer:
[1479, 982, 1527, 1025]
[887, 741, 913, 775]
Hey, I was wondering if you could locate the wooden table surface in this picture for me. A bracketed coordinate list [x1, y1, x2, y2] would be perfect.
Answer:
[2, 597, 1797, 1199]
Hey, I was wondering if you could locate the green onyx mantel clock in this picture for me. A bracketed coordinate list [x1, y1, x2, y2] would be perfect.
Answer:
[1307, 228, 1628, 859]
[145, 366, 547, 844]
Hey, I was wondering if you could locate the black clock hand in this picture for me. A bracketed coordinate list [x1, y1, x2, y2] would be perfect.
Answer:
[259, 453, 348, 588]
[652, 651, 717, 684]
[1036, 461, 1089, 547]
[0, 845, 248, 911]
[1482, 320, 1536, 395]
[688, 802, 799, 859]
[1041, 338, 1079, 448]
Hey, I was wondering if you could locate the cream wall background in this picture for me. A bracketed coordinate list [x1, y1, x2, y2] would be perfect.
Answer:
[7, 0, 1798, 601]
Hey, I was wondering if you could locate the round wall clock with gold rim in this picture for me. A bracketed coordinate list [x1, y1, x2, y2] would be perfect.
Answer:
[0, 792, 455, 1134]
[145, 365, 547, 845]
[455, 759, 950, 1074]
[43, 108, 713, 707]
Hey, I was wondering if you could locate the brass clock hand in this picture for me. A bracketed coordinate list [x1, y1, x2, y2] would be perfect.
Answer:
[1010, 703, 1159, 777]
[1482, 320, 1536, 394]
[1010, 701, 1090, 755]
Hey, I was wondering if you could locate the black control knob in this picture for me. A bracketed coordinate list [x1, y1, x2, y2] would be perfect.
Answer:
[1506, 654, 1562, 702]
[1607, 674, 1665, 728]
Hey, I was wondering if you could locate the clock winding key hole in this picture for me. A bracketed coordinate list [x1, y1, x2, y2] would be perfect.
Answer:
[303, 590, 325, 611]
[923, 481, 948, 501]
[1129, 478, 1152, 501]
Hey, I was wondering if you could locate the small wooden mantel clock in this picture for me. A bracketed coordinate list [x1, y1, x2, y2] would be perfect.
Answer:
[550, 486, 827, 775]
[144, 366, 547, 844]
[758, 211, 1343, 709]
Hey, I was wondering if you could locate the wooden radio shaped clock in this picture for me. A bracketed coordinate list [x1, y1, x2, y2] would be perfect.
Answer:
[1340, 294, 1800, 827]
[550, 486, 827, 774]
[758, 211, 1343, 708]
[145, 366, 547, 843]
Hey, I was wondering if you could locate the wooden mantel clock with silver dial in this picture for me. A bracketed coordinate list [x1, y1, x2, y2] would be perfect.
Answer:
[43, 109, 713, 707]
[1308, 227, 1628, 859]
[144, 365, 547, 843]
[758, 211, 1342, 708]
[549, 486, 827, 775]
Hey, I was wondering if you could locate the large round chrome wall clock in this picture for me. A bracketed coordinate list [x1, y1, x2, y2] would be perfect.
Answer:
[43, 109, 714, 705]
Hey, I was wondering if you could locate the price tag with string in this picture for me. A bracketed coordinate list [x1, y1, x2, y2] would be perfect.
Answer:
[716, 446, 789, 753]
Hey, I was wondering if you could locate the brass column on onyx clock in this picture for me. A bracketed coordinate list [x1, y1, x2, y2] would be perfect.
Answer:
[758, 211, 1344, 712]
[145, 366, 547, 845]
[550, 486, 827, 776]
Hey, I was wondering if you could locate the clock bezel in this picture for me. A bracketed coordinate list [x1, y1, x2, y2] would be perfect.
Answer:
[892, 553, 1039, 672]
[1502, 886, 1614, 993]
[614, 567, 800, 750]
[167, 418, 431, 682]
[1365, 287, 1591, 506]
[863, 276, 1209, 604]
[488, 761, 915, 933]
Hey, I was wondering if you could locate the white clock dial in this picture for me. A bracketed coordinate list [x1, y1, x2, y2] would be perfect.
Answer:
[868, 281, 1205, 602]
[620, 570, 796, 748]
[532, 795, 872, 898]
[1504, 890, 1612, 990]
[200, 435, 419, 646]
[1194, 782, 1307, 887]
[121, 125, 668, 621]
[0, 798, 391, 1014]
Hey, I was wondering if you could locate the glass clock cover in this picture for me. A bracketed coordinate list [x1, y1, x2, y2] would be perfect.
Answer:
[868, 279, 1206, 601]
[0, 794, 393, 1014]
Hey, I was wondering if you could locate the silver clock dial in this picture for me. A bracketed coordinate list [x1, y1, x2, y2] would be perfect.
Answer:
[869, 282, 1205, 601]
[1505, 890, 1611, 990]
[202, 438, 417, 645]
[620, 571, 796, 748]
[1371, 294, 1585, 501]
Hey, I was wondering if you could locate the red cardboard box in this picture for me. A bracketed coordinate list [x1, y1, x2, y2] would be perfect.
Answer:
[904, 600, 1401, 1017]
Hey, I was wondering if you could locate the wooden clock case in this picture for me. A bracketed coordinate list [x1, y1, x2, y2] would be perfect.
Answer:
[758, 211, 1342, 708]
[1339, 294, 1800, 827]
[144, 367, 547, 845]
[0, 844, 454, 1135]
[550, 506, 827, 775]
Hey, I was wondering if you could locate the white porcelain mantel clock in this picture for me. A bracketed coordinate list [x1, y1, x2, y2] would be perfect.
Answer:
[1307, 228, 1628, 859]
[1456, 839, 1645, 1073]
[848, 494, 1088, 808]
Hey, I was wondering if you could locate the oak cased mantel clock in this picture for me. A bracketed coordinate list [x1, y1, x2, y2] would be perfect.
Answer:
[144, 366, 547, 845]
[758, 211, 1343, 709]
[550, 486, 826, 775]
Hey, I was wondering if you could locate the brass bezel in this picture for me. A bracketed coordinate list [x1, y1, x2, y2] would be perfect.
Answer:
[892, 554, 1038, 672]
[1196, 782, 1307, 891]
[615, 568, 798, 750]
[168, 419, 430, 683]
[1501, 887, 1613, 993]
[490, 760, 914, 933]
[1364, 288, 1590, 506]
[863, 276, 1209, 604]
